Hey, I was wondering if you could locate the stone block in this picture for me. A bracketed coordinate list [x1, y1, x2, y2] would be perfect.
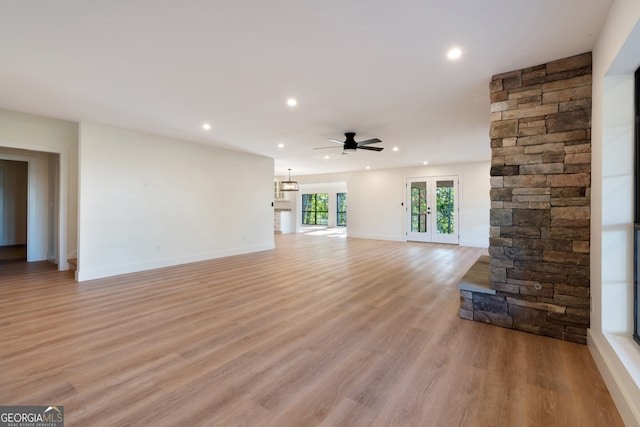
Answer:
[513, 195, 551, 203]
[517, 130, 586, 145]
[491, 90, 508, 103]
[491, 100, 518, 112]
[559, 99, 592, 113]
[519, 164, 564, 175]
[489, 237, 513, 248]
[504, 247, 543, 261]
[542, 74, 592, 92]
[543, 250, 589, 266]
[524, 142, 564, 154]
[504, 175, 547, 188]
[490, 111, 502, 122]
[474, 310, 514, 328]
[489, 226, 501, 238]
[563, 333, 587, 344]
[488, 246, 505, 258]
[547, 173, 590, 187]
[499, 226, 542, 238]
[546, 52, 592, 74]
[546, 109, 591, 133]
[566, 274, 590, 287]
[490, 78, 503, 93]
[460, 308, 474, 321]
[473, 293, 508, 314]
[573, 240, 589, 253]
[491, 138, 504, 148]
[491, 258, 515, 268]
[551, 219, 590, 228]
[503, 75, 523, 90]
[542, 85, 592, 104]
[565, 153, 591, 164]
[508, 87, 542, 99]
[566, 325, 588, 336]
[507, 268, 535, 281]
[542, 151, 566, 163]
[551, 187, 586, 198]
[490, 176, 504, 188]
[490, 188, 513, 202]
[512, 209, 551, 227]
[527, 202, 551, 209]
[550, 197, 590, 207]
[506, 297, 566, 314]
[490, 208, 513, 226]
[518, 126, 548, 137]
[493, 146, 525, 157]
[492, 156, 506, 167]
[511, 238, 569, 251]
[461, 290, 473, 299]
[565, 143, 591, 154]
[503, 137, 517, 147]
[490, 119, 519, 138]
[493, 69, 522, 80]
[515, 260, 584, 276]
[505, 154, 542, 165]
[460, 298, 474, 311]
[550, 206, 590, 220]
[490, 267, 507, 283]
[502, 104, 559, 120]
[518, 98, 542, 108]
[553, 294, 590, 309]
[508, 304, 548, 325]
[492, 282, 521, 294]
[504, 202, 531, 209]
[564, 164, 591, 174]
[490, 165, 519, 176]
[513, 188, 550, 195]
[555, 283, 590, 298]
[549, 227, 590, 240]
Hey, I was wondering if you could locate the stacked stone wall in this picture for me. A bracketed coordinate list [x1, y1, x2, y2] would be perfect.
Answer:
[465, 52, 592, 344]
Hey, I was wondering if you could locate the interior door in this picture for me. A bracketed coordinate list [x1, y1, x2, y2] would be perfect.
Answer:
[406, 176, 459, 244]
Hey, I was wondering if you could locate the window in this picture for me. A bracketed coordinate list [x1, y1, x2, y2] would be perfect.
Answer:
[337, 193, 347, 226]
[411, 183, 427, 232]
[436, 180, 455, 234]
[634, 66, 640, 345]
[302, 193, 329, 225]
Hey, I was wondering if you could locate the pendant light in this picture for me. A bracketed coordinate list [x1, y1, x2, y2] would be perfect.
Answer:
[280, 168, 299, 192]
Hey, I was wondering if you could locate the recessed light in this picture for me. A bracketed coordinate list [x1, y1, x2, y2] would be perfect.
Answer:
[324, 155, 330, 160]
[423, 161, 429, 165]
[447, 47, 462, 60]
[277, 143, 284, 148]
[202, 123, 211, 130]
[366, 166, 371, 170]
[392, 147, 399, 152]
[287, 98, 297, 107]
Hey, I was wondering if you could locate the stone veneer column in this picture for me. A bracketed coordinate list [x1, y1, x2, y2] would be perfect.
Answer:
[480, 53, 591, 343]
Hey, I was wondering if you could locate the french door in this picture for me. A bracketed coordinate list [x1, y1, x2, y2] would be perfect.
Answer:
[406, 176, 458, 244]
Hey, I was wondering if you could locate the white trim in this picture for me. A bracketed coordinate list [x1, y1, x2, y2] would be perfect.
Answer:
[588, 330, 640, 427]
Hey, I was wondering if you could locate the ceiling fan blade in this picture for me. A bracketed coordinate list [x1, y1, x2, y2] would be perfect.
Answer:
[357, 138, 382, 146]
[328, 138, 345, 145]
[357, 146, 384, 152]
[314, 146, 342, 150]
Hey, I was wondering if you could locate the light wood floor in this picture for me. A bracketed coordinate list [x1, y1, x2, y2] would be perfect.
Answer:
[0, 234, 623, 426]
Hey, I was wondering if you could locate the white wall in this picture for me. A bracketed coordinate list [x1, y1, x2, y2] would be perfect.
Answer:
[0, 109, 78, 268]
[77, 122, 274, 281]
[590, 1, 640, 425]
[294, 161, 490, 247]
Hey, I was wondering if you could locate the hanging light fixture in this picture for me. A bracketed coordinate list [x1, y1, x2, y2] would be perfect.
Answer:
[280, 168, 299, 192]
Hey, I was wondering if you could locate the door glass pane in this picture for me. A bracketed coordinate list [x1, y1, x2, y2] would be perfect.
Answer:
[436, 180, 455, 235]
[411, 182, 427, 232]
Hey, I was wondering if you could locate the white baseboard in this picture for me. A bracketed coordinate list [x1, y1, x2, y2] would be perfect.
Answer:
[588, 329, 640, 427]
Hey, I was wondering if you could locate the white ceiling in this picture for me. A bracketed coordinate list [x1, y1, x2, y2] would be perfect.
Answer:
[0, 0, 612, 176]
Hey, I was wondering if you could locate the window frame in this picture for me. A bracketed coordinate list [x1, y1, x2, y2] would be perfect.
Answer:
[634, 66, 640, 345]
[337, 192, 347, 226]
[302, 193, 329, 225]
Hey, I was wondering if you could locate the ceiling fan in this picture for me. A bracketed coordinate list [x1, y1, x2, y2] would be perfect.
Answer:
[314, 132, 383, 153]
